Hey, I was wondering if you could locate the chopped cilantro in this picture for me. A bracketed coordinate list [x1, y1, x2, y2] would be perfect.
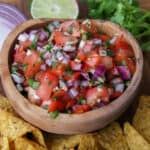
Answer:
[78, 98, 86, 105]
[11, 66, 18, 74]
[22, 64, 28, 71]
[82, 32, 92, 40]
[44, 44, 52, 52]
[30, 38, 37, 50]
[107, 49, 114, 57]
[28, 79, 40, 89]
[49, 111, 59, 119]
[52, 62, 57, 68]
[105, 40, 111, 48]
[120, 60, 127, 66]
[65, 67, 73, 75]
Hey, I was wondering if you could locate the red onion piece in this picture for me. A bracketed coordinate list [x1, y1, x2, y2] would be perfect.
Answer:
[81, 72, 90, 80]
[0, 4, 26, 21]
[93, 65, 106, 79]
[38, 29, 49, 41]
[0, 4, 27, 50]
[115, 83, 125, 93]
[117, 66, 131, 80]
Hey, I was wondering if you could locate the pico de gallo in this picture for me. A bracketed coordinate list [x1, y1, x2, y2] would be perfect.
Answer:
[11, 20, 136, 118]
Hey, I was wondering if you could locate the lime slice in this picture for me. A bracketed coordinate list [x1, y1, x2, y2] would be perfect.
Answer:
[31, 0, 79, 19]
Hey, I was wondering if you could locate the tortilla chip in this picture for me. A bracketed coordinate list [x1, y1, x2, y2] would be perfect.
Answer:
[14, 137, 46, 150]
[0, 109, 46, 148]
[133, 96, 150, 143]
[0, 136, 10, 150]
[0, 95, 16, 115]
[96, 122, 129, 150]
[124, 122, 150, 150]
[45, 134, 102, 150]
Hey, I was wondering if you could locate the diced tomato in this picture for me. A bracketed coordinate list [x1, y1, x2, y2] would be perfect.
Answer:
[86, 87, 109, 105]
[23, 51, 41, 78]
[14, 50, 26, 63]
[53, 31, 77, 46]
[25, 63, 41, 78]
[99, 34, 110, 42]
[48, 100, 65, 112]
[126, 58, 136, 75]
[115, 36, 134, 57]
[99, 86, 110, 102]
[70, 61, 81, 71]
[66, 99, 76, 109]
[24, 51, 41, 65]
[71, 72, 81, 80]
[115, 49, 127, 63]
[77, 51, 86, 61]
[39, 70, 58, 87]
[86, 87, 99, 104]
[101, 56, 114, 70]
[52, 64, 66, 76]
[52, 90, 75, 109]
[36, 83, 53, 101]
[64, 70, 80, 81]
[85, 51, 101, 68]
[20, 40, 32, 49]
[36, 70, 58, 100]
[73, 104, 91, 114]
[53, 31, 68, 45]
[110, 91, 122, 99]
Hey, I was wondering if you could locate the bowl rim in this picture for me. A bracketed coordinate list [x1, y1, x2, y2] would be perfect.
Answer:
[0, 19, 143, 134]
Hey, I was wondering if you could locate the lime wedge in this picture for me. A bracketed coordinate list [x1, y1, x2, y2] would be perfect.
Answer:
[31, 0, 79, 19]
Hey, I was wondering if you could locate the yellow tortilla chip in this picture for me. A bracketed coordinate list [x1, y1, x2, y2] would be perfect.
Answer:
[124, 122, 150, 150]
[133, 96, 150, 143]
[96, 122, 129, 150]
[45, 134, 102, 150]
[0, 136, 10, 150]
[0, 95, 16, 115]
[0, 109, 46, 148]
[14, 137, 46, 150]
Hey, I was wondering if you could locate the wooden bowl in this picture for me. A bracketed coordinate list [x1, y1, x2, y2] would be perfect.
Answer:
[0, 19, 143, 134]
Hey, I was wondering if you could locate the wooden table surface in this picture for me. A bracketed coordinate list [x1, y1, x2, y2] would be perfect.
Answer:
[0, 0, 149, 96]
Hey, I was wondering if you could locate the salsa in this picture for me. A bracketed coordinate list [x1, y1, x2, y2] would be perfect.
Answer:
[11, 20, 136, 116]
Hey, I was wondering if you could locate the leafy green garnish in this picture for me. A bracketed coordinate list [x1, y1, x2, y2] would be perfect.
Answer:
[44, 44, 52, 52]
[29, 37, 37, 50]
[52, 62, 57, 68]
[49, 111, 59, 119]
[105, 40, 111, 48]
[65, 66, 73, 75]
[78, 97, 86, 104]
[107, 49, 114, 57]
[22, 64, 28, 71]
[87, 0, 150, 51]
[82, 32, 92, 40]
[28, 79, 40, 89]
[11, 65, 18, 74]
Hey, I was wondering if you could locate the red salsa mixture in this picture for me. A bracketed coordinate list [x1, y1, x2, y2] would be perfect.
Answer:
[11, 20, 136, 117]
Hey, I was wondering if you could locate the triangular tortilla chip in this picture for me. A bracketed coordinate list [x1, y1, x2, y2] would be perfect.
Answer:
[14, 137, 46, 150]
[45, 134, 102, 150]
[124, 122, 150, 150]
[0, 136, 10, 150]
[0, 95, 16, 115]
[96, 122, 129, 150]
[0, 109, 46, 148]
[133, 96, 150, 143]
